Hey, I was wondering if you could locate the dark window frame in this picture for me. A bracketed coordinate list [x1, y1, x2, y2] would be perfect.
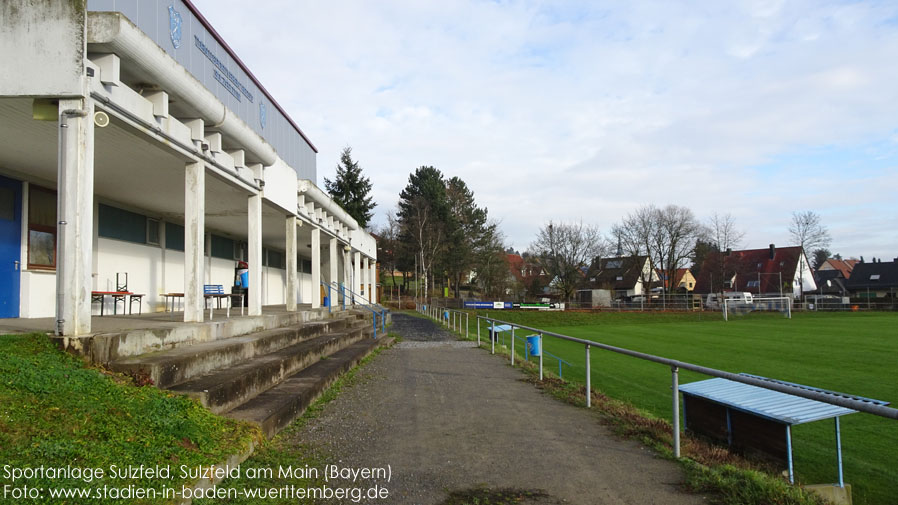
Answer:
[27, 185, 57, 271]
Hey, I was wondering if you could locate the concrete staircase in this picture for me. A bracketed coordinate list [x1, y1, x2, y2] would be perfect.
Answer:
[110, 309, 388, 438]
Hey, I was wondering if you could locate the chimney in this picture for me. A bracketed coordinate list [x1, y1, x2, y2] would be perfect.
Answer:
[769, 243, 775, 260]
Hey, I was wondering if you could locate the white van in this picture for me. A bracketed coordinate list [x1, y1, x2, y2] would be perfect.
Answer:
[705, 292, 753, 309]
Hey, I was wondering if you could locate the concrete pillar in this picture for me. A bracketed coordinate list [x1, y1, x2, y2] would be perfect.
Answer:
[285, 215, 297, 312]
[329, 237, 338, 303]
[355, 253, 364, 302]
[370, 260, 377, 304]
[56, 98, 94, 336]
[311, 228, 320, 309]
[363, 256, 370, 303]
[248, 193, 262, 315]
[344, 249, 351, 304]
[184, 161, 205, 322]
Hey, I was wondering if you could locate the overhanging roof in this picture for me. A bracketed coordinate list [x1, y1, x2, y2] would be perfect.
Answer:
[679, 374, 889, 425]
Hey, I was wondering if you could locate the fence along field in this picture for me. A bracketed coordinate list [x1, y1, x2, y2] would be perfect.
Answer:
[465, 310, 896, 505]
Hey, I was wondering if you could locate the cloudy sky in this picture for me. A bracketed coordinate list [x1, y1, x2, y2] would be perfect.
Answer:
[191, 0, 898, 260]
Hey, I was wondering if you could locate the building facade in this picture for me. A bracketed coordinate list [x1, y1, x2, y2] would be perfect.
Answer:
[0, 1, 377, 334]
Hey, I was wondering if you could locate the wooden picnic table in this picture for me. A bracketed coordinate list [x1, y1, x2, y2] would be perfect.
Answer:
[91, 291, 144, 316]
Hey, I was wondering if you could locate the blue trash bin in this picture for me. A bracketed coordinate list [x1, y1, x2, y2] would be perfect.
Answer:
[323, 296, 330, 307]
[527, 335, 541, 356]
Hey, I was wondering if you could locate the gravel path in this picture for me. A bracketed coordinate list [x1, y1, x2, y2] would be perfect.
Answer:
[295, 313, 707, 505]
[388, 312, 456, 341]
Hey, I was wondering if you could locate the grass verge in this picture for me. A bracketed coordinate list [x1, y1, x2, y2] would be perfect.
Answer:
[0, 333, 261, 504]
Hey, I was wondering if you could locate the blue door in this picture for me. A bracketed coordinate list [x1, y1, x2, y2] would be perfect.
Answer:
[0, 176, 22, 318]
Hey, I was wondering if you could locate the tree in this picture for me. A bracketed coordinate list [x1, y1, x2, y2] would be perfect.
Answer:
[397, 166, 448, 302]
[789, 211, 832, 298]
[443, 177, 490, 298]
[812, 248, 831, 270]
[471, 223, 509, 298]
[708, 212, 744, 253]
[324, 147, 375, 228]
[654, 205, 705, 299]
[529, 221, 605, 302]
[613, 205, 704, 304]
[375, 209, 401, 300]
[697, 212, 745, 295]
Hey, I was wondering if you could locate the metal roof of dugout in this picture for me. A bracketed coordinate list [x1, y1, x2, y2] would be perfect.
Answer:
[679, 373, 890, 487]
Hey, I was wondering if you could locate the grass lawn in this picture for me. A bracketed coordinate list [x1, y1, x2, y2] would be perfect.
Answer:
[468, 310, 897, 505]
[0, 333, 260, 504]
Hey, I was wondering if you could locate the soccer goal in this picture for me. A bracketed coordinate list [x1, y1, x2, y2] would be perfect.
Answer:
[723, 296, 792, 321]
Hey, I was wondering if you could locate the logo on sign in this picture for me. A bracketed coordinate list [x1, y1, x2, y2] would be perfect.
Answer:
[169, 5, 183, 49]
[260, 101, 267, 129]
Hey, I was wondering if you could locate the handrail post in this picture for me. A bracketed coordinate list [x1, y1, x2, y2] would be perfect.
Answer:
[672, 365, 680, 458]
[539, 332, 544, 381]
[511, 326, 515, 366]
[382, 309, 386, 333]
[585, 345, 591, 408]
[466, 313, 469, 340]
[477, 316, 481, 345]
[491, 320, 495, 354]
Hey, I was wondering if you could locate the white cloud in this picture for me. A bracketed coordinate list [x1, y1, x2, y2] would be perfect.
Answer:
[192, 0, 898, 259]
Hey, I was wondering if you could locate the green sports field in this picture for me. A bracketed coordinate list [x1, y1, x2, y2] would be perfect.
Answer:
[469, 310, 897, 505]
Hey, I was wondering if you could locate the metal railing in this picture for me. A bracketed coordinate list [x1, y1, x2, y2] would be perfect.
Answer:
[414, 303, 469, 340]
[322, 281, 389, 338]
[472, 314, 898, 460]
[342, 283, 388, 338]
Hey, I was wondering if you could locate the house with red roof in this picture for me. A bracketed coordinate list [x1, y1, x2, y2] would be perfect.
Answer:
[817, 258, 859, 279]
[693, 244, 816, 299]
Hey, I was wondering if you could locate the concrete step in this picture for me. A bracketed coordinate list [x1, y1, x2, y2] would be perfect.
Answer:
[227, 336, 393, 438]
[168, 321, 373, 414]
[108, 316, 355, 388]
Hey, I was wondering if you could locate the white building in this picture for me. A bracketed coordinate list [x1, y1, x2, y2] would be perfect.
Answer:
[0, 0, 377, 335]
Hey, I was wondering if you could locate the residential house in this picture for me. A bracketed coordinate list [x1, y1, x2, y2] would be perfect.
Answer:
[693, 244, 816, 299]
[845, 259, 898, 299]
[813, 257, 858, 297]
[818, 258, 859, 279]
[506, 253, 548, 299]
[577, 256, 657, 307]
[656, 268, 696, 293]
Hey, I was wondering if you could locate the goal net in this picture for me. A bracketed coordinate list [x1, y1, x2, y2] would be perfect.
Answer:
[723, 296, 792, 321]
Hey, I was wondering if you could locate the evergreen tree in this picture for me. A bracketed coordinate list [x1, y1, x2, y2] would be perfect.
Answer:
[324, 147, 375, 228]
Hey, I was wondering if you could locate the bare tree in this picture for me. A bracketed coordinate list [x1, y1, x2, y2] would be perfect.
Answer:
[376, 209, 401, 301]
[529, 221, 606, 302]
[611, 206, 658, 300]
[655, 205, 705, 301]
[708, 212, 744, 252]
[789, 210, 831, 299]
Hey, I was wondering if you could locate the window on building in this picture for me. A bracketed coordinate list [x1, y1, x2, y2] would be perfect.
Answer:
[747, 280, 760, 288]
[98, 204, 147, 244]
[265, 249, 285, 269]
[147, 219, 160, 245]
[870, 274, 881, 281]
[606, 260, 623, 269]
[165, 222, 184, 251]
[211, 234, 235, 259]
[28, 185, 56, 269]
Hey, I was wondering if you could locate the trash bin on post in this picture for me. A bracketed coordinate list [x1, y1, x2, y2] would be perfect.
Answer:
[233, 261, 249, 307]
[526, 335, 541, 357]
